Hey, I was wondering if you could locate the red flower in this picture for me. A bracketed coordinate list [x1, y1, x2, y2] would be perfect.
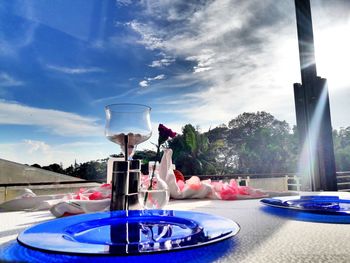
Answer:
[173, 169, 185, 182]
[158, 124, 176, 145]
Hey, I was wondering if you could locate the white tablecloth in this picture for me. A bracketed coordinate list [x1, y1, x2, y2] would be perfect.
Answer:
[1, 199, 350, 262]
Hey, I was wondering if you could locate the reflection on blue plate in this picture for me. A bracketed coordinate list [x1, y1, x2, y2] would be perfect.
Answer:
[261, 195, 350, 214]
[260, 195, 350, 223]
[17, 210, 239, 255]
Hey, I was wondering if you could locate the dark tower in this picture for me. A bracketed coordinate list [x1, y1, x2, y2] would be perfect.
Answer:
[294, 0, 337, 191]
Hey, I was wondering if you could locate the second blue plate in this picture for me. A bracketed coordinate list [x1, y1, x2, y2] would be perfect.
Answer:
[261, 195, 350, 215]
[17, 210, 239, 255]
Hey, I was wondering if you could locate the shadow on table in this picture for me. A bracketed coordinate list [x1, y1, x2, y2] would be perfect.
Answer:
[0, 227, 29, 240]
[0, 238, 238, 263]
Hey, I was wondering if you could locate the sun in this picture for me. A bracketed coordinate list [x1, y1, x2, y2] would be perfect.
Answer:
[314, 24, 350, 90]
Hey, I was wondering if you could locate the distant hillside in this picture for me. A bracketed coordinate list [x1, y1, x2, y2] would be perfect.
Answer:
[0, 158, 84, 184]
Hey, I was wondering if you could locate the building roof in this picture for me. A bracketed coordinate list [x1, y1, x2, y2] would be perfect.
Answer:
[0, 159, 84, 185]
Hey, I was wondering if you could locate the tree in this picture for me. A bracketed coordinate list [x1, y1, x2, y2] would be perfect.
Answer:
[169, 124, 216, 175]
[72, 161, 107, 181]
[42, 163, 65, 174]
[206, 125, 236, 175]
[333, 127, 350, 171]
[226, 111, 297, 174]
[133, 150, 157, 163]
[65, 165, 75, 176]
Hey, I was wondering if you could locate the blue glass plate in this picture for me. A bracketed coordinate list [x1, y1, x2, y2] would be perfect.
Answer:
[261, 195, 350, 215]
[17, 210, 239, 255]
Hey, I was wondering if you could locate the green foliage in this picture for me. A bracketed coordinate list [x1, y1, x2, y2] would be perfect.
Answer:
[169, 124, 215, 175]
[41, 163, 65, 174]
[41, 160, 107, 181]
[225, 111, 296, 173]
[333, 127, 350, 171]
[72, 161, 107, 181]
[133, 150, 157, 164]
[183, 124, 198, 153]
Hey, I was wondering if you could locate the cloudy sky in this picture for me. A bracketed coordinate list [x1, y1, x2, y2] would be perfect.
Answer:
[0, 0, 349, 167]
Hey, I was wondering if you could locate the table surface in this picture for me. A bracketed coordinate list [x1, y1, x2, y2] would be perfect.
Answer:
[1, 198, 350, 263]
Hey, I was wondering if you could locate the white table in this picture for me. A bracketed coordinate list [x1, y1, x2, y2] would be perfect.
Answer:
[1, 199, 350, 262]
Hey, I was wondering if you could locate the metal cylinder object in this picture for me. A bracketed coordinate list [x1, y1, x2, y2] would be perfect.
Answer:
[127, 160, 141, 209]
[110, 159, 141, 211]
[110, 161, 129, 211]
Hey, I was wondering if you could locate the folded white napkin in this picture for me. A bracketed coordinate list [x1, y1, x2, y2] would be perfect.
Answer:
[0, 188, 67, 211]
[158, 148, 267, 200]
[0, 185, 112, 217]
[50, 199, 110, 217]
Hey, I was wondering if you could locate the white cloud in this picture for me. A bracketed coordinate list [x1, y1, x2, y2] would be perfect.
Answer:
[0, 72, 24, 87]
[139, 80, 149, 87]
[126, 21, 165, 50]
[127, 0, 301, 127]
[0, 100, 102, 137]
[0, 6, 38, 58]
[149, 53, 175, 67]
[186, 49, 215, 73]
[47, 65, 105, 74]
[116, 0, 133, 6]
[149, 58, 173, 67]
[92, 87, 140, 104]
[139, 74, 166, 88]
[149, 74, 165, 81]
[0, 140, 110, 167]
[24, 139, 50, 154]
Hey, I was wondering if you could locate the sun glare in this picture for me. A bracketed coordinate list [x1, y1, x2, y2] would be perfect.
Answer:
[314, 25, 350, 90]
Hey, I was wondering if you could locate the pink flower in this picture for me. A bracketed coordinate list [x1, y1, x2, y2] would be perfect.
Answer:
[177, 180, 185, 191]
[211, 181, 224, 192]
[238, 186, 251, 195]
[218, 180, 242, 200]
[88, 191, 103, 200]
[229, 179, 239, 190]
[100, 183, 112, 189]
[74, 193, 89, 200]
[186, 176, 202, 190]
[220, 184, 238, 200]
[74, 188, 88, 200]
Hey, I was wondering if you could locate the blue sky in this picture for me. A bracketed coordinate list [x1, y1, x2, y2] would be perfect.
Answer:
[0, 0, 350, 167]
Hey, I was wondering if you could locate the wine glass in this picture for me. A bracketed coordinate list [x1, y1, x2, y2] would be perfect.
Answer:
[105, 103, 152, 159]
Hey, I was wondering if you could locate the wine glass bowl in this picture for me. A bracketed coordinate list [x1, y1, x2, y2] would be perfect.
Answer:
[105, 103, 152, 159]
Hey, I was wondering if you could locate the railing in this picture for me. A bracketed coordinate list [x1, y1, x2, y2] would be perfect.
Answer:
[2, 172, 350, 202]
[185, 173, 297, 181]
[336, 171, 350, 192]
[185, 173, 297, 191]
[185, 172, 350, 192]
[284, 172, 350, 192]
[0, 180, 105, 188]
[282, 176, 300, 191]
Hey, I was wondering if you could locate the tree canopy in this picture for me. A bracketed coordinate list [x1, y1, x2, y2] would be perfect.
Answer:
[225, 111, 297, 174]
